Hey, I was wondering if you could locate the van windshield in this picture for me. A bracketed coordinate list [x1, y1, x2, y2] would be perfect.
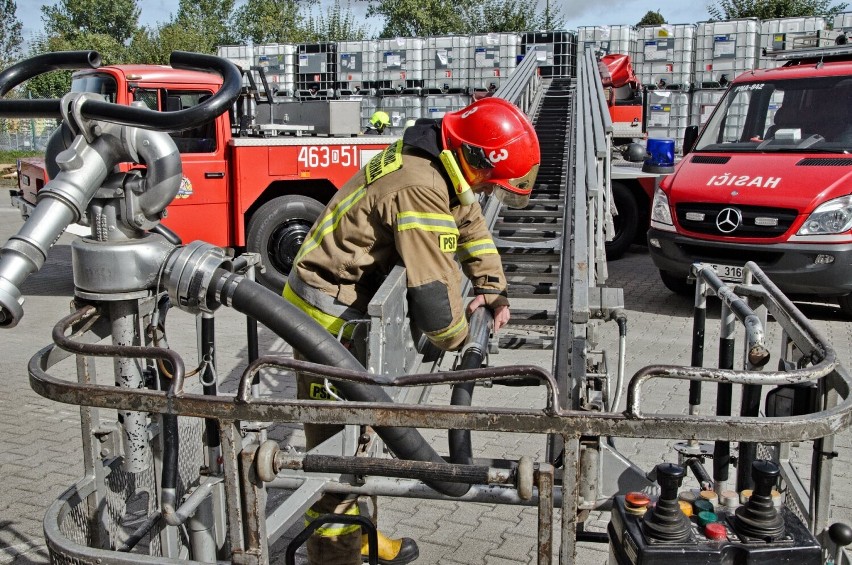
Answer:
[70, 74, 118, 104]
[694, 76, 852, 154]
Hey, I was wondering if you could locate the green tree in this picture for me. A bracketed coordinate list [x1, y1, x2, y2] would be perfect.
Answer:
[174, 0, 239, 49]
[305, 0, 368, 41]
[24, 32, 124, 98]
[0, 0, 23, 70]
[638, 10, 667, 26]
[462, 0, 564, 33]
[126, 23, 214, 64]
[707, 0, 848, 20]
[368, 0, 479, 36]
[41, 0, 140, 44]
[233, 0, 311, 44]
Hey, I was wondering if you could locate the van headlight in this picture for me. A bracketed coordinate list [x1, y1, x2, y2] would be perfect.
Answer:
[798, 195, 852, 235]
[650, 188, 676, 232]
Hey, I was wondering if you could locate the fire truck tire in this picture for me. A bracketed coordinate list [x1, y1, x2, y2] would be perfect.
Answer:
[246, 196, 325, 291]
[659, 270, 694, 297]
[606, 182, 638, 260]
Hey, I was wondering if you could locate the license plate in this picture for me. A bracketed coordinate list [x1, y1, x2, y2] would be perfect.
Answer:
[710, 263, 744, 281]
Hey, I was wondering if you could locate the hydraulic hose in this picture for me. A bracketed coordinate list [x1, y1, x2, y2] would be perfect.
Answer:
[448, 308, 493, 469]
[213, 269, 470, 497]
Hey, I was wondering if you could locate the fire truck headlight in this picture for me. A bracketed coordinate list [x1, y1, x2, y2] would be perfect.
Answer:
[650, 188, 676, 232]
[798, 195, 852, 236]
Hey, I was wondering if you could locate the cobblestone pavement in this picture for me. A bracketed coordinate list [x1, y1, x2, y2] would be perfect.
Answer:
[1, 203, 850, 564]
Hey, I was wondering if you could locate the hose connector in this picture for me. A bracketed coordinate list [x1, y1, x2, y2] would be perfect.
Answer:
[164, 241, 233, 314]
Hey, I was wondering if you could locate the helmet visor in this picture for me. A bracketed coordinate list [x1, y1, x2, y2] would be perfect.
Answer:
[491, 163, 539, 209]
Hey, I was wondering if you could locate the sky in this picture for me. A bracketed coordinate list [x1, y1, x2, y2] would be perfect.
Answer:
[18, 0, 714, 44]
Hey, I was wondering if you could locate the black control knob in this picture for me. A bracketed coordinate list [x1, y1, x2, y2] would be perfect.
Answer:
[657, 462, 686, 501]
[829, 522, 852, 547]
[734, 460, 784, 540]
[642, 463, 692, 542]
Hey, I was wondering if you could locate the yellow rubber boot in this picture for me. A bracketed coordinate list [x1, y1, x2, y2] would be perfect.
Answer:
[361, 529, 419, 564]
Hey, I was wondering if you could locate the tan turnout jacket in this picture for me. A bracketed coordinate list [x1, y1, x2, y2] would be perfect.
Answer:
[284, 138, 508, 351]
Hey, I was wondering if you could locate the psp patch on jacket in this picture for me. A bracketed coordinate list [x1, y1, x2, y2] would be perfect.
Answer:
[439, 233, 457, 252]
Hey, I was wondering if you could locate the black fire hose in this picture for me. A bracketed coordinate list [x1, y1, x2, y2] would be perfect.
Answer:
[213, 269, 470, 497]
[448, 308, 493, 468]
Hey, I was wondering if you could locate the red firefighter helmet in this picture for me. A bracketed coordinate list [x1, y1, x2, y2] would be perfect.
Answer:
[441, 97, 540, 208]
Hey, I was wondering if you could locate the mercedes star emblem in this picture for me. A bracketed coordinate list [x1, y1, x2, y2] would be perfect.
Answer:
[716, 207, 742, 234]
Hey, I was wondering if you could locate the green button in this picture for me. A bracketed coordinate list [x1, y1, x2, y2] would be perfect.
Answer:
[697, 511, 719, 527]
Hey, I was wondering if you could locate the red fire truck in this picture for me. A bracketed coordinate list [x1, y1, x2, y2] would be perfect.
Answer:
[648, 45, 852, 314]
[11, 64, 392, 290]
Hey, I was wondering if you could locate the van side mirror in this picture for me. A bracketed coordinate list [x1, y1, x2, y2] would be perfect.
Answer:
[682, 125, 698, 156]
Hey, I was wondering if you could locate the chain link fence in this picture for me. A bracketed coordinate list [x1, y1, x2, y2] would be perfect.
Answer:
[0, 91, 59, 152]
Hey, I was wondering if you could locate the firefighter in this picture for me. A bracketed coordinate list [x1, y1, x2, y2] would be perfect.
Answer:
[284, 97, 540, 565]
[365, 110, 391, 134]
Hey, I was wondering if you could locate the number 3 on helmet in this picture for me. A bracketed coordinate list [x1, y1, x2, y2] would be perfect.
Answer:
[441, 98, 540, 208]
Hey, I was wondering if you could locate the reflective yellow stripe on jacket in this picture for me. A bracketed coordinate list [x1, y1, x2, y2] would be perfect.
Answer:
[304, 504, 361, 537]
[294, 185, 368, 265]
[283, 283, 355, 340]
[396, 211, 459, 234]
[456, 238, 498, 262]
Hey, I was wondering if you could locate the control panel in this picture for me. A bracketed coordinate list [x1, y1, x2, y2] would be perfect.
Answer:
[608, 461, 821, 564]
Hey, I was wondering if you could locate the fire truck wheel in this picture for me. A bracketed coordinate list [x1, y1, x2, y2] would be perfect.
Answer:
[606, 182, 638, 260]
[247, 196, 325, 291]
[659, 270, 694, 297]
[838, 294, 852, 318]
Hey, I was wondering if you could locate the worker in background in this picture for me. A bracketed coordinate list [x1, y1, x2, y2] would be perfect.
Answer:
[364, 110, 390, 134]
[284, 97, 540, 565]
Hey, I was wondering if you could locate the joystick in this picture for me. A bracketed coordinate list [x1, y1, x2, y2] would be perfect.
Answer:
[733, 460, 785, 540]
[642, 463, 693, 542]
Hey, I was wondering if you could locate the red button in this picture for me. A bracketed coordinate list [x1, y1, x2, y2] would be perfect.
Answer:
[705, 522, 728, 540]
[626, 492, 651, 507]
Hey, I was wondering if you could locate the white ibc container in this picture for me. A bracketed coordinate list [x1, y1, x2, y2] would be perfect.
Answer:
[217, 44, 255, 72]
[759, 17, 832, 68]
[646, 90, 691, 153]
[424, 35, 472, 93]
[691, 89, 725, 128]
[376, 96, 423, 135]
[254, 44, 296, 95]
[695, 19, 760, 87]
[633, 24, 696, 90]
[469, 33, 521, 93]
[377, 38, 425, 89]
[424, 95, 471, 119]
[337, 40, 377, 91]
[357, 95, 379, 131]
[834, 11, 852, 31]
[577, 25, 637, 56]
